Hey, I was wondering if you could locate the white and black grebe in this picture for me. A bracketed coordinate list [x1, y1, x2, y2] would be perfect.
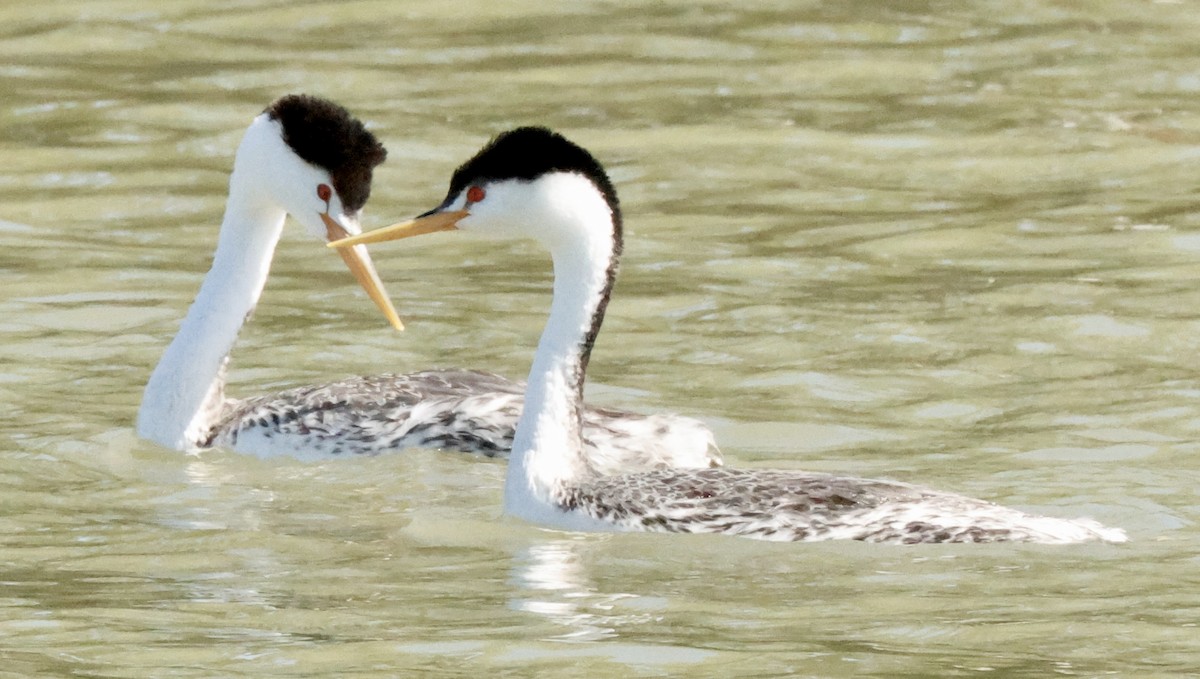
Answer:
[137, 96, 718, 469]
[332, 127, 1126, 544]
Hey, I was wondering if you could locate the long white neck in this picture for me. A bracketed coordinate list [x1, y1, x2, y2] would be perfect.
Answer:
[136, 165, 286, 451]
[504, 185, 619, 516]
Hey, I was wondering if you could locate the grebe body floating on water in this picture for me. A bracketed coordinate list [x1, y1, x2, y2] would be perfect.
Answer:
[137, 96, 718, 470]
[332, 127, 1125, 544]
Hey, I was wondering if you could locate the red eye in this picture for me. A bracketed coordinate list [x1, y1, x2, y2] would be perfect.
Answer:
[466, 185, 485, 203]
[317, 184, 332, 202]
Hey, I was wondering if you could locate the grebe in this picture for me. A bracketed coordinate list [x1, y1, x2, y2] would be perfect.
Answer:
[137, 97, 719, 470]
[331, 127, 1126, 544]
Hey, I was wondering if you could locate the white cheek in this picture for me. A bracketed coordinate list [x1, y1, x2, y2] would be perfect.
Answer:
[457, 210, 512, 240]
[457, 190, 507, 233]
[451, 179, 563, 242]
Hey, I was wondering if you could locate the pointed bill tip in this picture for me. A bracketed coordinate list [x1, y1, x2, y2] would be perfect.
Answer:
[321, 213, 405, 332]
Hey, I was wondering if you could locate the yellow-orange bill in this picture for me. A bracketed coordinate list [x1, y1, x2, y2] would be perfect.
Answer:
[321, 214, 405, 332]
[326, 210, 469, 249]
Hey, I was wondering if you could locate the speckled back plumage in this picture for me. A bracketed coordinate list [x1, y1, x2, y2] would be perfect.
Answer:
[560, 467, 1126, 544]
[208, 369, 721, 470]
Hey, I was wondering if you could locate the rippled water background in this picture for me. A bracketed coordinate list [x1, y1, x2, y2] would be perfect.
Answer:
[2, 1, 1199, 676]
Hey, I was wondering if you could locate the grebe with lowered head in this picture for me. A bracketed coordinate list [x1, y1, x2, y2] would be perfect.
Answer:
[331, 127, 1126, 544]
[137, 96, 718, 470]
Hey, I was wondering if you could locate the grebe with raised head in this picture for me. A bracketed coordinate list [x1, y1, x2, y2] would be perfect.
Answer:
[331, 127, 1125, 544]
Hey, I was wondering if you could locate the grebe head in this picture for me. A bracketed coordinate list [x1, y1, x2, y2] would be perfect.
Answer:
[232, 94, 400, 329]
[329, 127, 622, 252]
[236, 94, 387, 241]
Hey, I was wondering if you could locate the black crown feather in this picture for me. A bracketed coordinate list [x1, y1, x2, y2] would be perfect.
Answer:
[445, 127, 621, 226]
[265, 94, 387, 212]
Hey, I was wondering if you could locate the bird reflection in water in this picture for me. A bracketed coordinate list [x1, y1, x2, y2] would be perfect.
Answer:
[509, 538, 658, 643]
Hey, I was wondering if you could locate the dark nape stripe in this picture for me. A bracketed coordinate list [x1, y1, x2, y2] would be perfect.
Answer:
[575, 223, 622, 390]
[567, 233, 622, 461]
[265, 94, 386, 212]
